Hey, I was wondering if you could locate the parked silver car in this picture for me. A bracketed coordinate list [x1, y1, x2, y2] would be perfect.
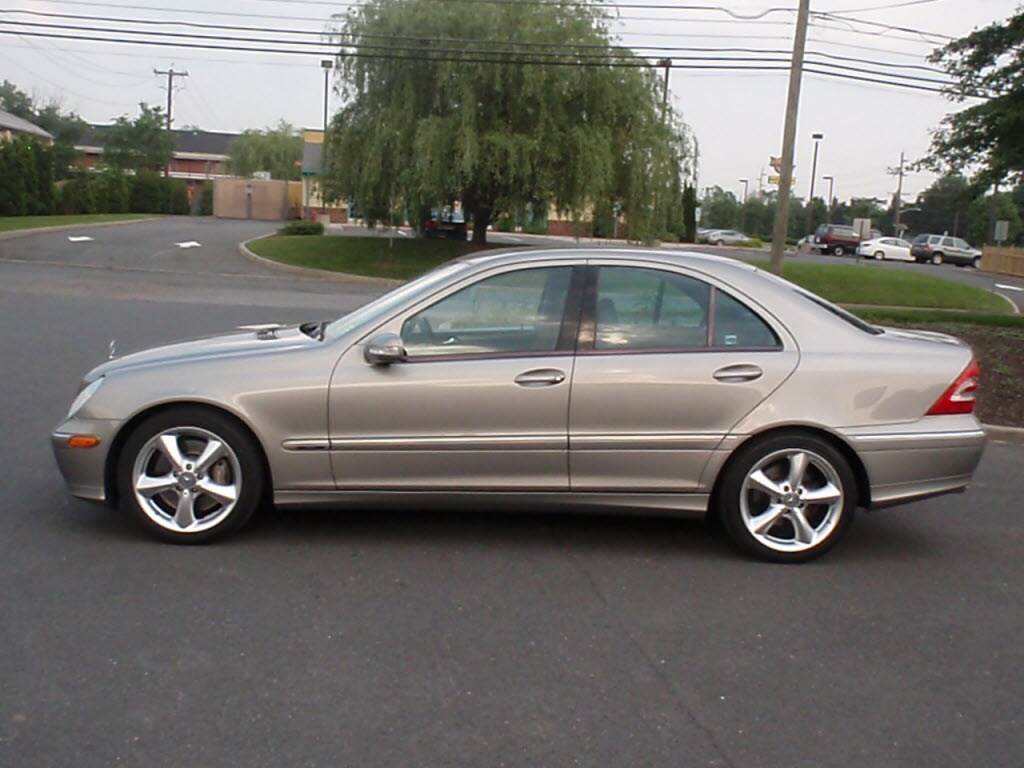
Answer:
[53, 249, 985, 562]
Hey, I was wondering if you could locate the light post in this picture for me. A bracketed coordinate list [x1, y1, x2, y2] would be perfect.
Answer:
[806, 132, 823, 232]
[822, 174, 834, 222]
[739, 178, 749, 204]
[320, 59, 334, 217]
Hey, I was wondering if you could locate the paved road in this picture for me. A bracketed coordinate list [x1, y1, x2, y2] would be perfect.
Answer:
[1, 219, 1022, 767]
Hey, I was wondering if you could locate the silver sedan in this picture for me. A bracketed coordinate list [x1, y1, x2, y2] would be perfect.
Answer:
[52, 249, 985, 562]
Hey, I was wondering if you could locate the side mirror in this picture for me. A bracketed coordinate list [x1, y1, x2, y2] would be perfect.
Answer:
[364, 333, 407, 366]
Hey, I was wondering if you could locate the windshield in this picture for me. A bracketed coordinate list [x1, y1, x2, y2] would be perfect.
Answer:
[325, 261, 471, 340]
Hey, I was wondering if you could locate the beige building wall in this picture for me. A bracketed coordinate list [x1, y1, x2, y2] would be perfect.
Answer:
[214, 178, 301, 221]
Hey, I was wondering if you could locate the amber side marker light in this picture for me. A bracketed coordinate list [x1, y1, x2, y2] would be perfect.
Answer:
[67, 435, 101, 448]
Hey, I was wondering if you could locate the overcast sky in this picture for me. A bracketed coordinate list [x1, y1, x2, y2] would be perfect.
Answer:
[1, 0, 1018, 203]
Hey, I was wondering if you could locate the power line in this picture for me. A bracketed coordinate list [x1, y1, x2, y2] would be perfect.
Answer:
[0, 15, 949, 78]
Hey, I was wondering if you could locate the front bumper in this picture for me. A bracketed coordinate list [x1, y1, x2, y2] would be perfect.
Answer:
[51, 417, 122, 503]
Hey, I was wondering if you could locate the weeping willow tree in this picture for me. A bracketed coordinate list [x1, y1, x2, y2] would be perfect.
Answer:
[326, 0, 695, 244]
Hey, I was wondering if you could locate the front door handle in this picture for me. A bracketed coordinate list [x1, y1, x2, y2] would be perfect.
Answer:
[713, 364, 763, 383]
[514, 368, 566, 387]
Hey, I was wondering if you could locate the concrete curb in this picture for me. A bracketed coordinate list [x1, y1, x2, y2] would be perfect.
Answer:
[983, 424, 1024, 445]
[238, 234, 403, 287]
[0, 216, 161, 242]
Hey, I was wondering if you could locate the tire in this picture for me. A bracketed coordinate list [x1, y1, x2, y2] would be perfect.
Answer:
[117, 407, 265, 543]
[972, 255, 981, 269]
[716, 432, 857, 563]
[833, 245, 845, 257]
[874, 251, 885, 261]
[931, 252, 944, 265]
[716, 239, 725, 246]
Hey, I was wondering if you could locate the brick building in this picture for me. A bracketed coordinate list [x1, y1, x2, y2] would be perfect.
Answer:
[75, 126, 236, 193]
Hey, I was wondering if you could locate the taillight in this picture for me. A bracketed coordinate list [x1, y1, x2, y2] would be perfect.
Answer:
[927, 358, 980, 415]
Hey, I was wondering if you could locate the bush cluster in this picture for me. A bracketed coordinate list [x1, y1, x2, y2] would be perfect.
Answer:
[0, 135, 196, 217]
[279, 220, 324, 236]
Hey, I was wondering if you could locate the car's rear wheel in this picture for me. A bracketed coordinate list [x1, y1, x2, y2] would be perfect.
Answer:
[118, 407, 264, 543]
[717, 433, 856, 563]
[833, 245, 845, 257]
[972, 255, 981, 269]
[874, 250, 885, 261]
[931, 253, 944, 265]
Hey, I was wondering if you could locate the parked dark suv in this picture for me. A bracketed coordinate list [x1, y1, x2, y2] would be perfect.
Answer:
[812, 224, 884, 256]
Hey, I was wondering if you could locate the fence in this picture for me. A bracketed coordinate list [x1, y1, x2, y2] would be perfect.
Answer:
[982, 246, 1024, 277]
[213, 178, 302, 221]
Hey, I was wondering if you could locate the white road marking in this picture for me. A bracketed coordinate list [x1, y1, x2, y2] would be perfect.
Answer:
[995, 283, 1024, 292]
[67, 236, 94, 243]
[175, 241, 202, 249]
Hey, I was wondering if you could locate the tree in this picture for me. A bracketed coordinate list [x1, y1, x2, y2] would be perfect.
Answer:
[924, 10, 1024, 189]
[911, 173, 976, 236]
[227, 121, 303, 180]
[102, 103, 175, 172]
[0, 80, 35, 120]
[328, 0, 694, 244]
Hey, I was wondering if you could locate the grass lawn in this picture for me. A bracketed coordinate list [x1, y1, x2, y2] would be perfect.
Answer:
[249, 234, 510, 280]
[759, 261, 1013, 314]
[0, 213, 154, 233]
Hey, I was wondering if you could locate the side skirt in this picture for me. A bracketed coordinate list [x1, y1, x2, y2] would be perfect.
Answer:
[273, 490, 711, 519]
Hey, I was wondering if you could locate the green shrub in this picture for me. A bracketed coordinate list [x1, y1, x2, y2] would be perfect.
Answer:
[166, 179, 190, 215]
[198, 184, 214, 216]
[279, 220, 324, 236]
[129, 171, 164, 213]
[742, 238, 764, 249]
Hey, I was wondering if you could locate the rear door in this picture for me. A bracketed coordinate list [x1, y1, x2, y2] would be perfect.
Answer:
[568, 262, 799, 492]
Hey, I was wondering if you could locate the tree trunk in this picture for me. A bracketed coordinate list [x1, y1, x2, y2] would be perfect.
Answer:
[471, 206, 491, 245]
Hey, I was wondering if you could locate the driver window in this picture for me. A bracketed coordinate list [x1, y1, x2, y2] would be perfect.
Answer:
[401, 267, 572, 358]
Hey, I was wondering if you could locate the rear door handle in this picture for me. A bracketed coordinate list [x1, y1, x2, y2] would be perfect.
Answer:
[514, 368, 566, 387]
[713, 364, 763, 383]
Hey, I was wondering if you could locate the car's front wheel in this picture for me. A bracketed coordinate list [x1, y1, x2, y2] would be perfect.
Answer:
[118, 407, 265, 543]
[717, 433, 857, 562]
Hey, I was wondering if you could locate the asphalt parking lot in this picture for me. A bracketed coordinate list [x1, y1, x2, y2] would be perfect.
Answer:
[1, 219, 1022, 767]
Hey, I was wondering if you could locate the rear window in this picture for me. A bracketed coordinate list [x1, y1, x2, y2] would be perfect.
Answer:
[912, 234, 928, 244]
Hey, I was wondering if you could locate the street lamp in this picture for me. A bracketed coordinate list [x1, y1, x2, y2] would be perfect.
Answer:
[822, 174, 834, 222]
[320, 59, 334, 217]
[321, 59, 333, 136]
[739, 178, 749, 204]
[806, 132, 824, 232]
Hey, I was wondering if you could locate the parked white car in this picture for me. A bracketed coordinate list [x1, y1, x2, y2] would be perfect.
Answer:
[707, 230, 750, 246]
[857, 237, 914, 262]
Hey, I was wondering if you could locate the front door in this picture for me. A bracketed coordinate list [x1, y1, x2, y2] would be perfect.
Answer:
[328, 264, 581, 490]
[569, 264, 798, 492]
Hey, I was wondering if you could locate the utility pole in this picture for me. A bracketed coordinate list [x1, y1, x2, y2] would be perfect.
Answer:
[154, 66, 188, 177]
[893, 150, 905, 233]
[769, 0, 811, 275]
[154, 67, 188, 131]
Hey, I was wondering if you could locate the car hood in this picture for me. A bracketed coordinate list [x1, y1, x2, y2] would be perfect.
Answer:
[85, 325, 318, 381]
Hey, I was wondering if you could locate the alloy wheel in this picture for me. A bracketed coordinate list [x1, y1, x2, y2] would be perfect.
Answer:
[738, 448, 845, 554]
[131, 426, 242, 534]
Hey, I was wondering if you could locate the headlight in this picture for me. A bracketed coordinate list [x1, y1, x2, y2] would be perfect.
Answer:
[67, 378, 104, 419]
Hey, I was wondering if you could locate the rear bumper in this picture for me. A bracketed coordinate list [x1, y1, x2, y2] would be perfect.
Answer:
[839, 417, 986, 508]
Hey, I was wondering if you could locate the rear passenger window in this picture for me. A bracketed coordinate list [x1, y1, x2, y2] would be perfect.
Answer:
[713, 291, 780, 348]
[594, 267, 709, 350]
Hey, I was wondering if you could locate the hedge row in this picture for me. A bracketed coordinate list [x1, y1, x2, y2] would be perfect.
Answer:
[0, 135, 193, 217]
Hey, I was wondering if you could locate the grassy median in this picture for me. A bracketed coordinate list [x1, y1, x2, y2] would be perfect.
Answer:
[0, 213, 154, 232]
[249, 233, 507, 280]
